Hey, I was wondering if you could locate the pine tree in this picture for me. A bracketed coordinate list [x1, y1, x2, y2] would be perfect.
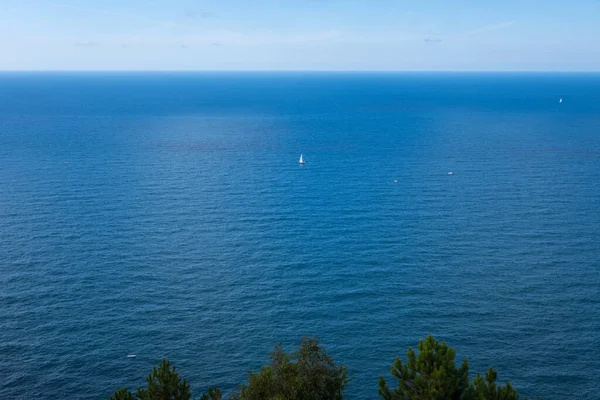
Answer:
[109, 387, 135, 400]
[462, 367, 522, 400]
[200, 386, 223, 400]
[136, 359, 191, 400]
[378, 334, 470, 400]
[233, 337, 348, 400]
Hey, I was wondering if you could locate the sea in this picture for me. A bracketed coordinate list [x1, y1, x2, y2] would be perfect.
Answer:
[0, 72, 599, 399]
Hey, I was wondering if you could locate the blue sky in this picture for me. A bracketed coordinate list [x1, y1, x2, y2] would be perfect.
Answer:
[2, 0, 599, 71]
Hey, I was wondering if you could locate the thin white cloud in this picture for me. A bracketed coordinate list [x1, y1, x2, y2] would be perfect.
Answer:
[110, 29, 342, 47]
[51, 3, 129, 18]
[50, 3, 200, 31]
[74, 40, 100, 47]
[466, 20, 516, 35]
[183, 9, 218, 19]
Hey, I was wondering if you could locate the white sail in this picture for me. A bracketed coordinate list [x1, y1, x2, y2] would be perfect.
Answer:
[299, 154, 305, 164]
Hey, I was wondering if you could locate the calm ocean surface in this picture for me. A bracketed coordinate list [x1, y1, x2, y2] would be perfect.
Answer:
[1, 72, 599, 399]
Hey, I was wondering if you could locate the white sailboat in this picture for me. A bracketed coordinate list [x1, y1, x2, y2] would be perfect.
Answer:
[299, 154, 305, 164]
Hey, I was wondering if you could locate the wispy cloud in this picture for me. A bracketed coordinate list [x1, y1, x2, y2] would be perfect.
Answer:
[51, 3, 129, 19]
[112, 29, 342, 47]
[51, 3, 209, 31]
[183, 9, 218, 20]
[466, 20, 516, 35]
[74, 40, 100, 47]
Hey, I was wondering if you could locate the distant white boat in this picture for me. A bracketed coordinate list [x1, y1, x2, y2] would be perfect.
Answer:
[299, 154, 305, 165]
[448, 172, 453, 175]
[127, 354, 136, 358]
[559, 98, 563, 103]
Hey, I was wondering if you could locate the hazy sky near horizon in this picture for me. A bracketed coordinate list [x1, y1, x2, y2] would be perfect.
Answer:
[2, 0, 599, 71]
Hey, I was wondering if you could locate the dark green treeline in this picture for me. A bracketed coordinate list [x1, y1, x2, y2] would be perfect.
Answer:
[110, 335, 537, 400]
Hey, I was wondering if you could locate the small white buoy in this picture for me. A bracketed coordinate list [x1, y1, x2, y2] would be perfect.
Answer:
[448, 172, 453, 175]
[394, 179, 398, 183]
[127, 354, 136, 358]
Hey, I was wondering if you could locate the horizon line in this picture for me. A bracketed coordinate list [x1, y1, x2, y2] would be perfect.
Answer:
[1, 69, 599, 73]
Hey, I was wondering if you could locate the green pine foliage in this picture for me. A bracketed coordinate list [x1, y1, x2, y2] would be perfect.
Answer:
[137, 359, 191, 400]
[378, 335, 534, 400]
[462, 367, 523, 400]
[108, 335, 535, 400]
[110, 359, 191, 400]
[201, 386, 223, 400]
[109, 388, 135, 400]
[378, 334, 470, 400]
[232, 337, 348, 400]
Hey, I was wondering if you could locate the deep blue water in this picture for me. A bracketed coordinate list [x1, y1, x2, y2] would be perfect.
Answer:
[1, 72, 599, 399]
